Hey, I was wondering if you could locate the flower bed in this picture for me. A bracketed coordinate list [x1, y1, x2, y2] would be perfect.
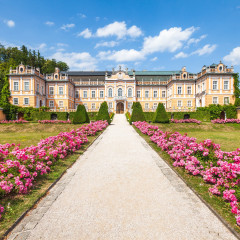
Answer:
[133, 121, 240, 225]
[211, 119, 240, 124]
[38, 120, 72, 124]
[0, 120, 29, 124]
[0, 120, 108, 219]
[170, 119, 201, 124]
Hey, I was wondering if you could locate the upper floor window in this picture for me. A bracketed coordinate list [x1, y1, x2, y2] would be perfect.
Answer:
[145, 90, 149, 98]
[100, 90, 104, 98]
[24, 81, 29, 91]
[162, 91, 166, 98]
[108, 88, 113, 97]
[224, 80, 229, 90]
[137, 90, 141, 98]
[213, 80, 218, 90]
[187, 86, 192, 95]
[92, 91, 96, 98]
[153, 90, 158, 98]
[128, 88, 132, 97]
[49, 87, 54, 95]
[14, 82, 19, 91]
[37, 84, 39, 93]
[59, 86, 63, 95]
[83, 90, 87, 98]
[202, 82, 205, 91]
[75, 90, 79, 98]
[177, 86, 182, 95]
[118, 88, 123, 97]
[42, 86, 44, 94]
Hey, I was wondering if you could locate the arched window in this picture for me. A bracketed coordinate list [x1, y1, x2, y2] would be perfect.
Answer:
[118, 88, 122, 97]
[108, 88, 113, 97]
[128, 88, 132, 97]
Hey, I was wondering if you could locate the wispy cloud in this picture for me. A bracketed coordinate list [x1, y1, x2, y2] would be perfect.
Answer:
[45, 21, 54, 26]
[150, 57, 158, 61]
[223, 46, 240, 66]
[78, 13, 86, 18]
[95, 41, 119, 48]
[77, 28, 92, 38]
[4, 20, 15, 28]
[61, 23, 75, 31]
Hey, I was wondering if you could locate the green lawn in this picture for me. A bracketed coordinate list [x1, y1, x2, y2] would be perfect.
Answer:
[153, 122, 240, 152]
[0, 123, 83, 148]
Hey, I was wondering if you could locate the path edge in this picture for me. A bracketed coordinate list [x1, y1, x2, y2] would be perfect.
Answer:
[2, 127, 107, 240]
[132, 125, 240, 240]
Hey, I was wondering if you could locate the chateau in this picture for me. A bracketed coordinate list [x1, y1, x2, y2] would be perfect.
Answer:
[8, 62, 235, 114]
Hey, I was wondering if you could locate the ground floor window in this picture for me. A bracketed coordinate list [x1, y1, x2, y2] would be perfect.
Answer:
[177, 100, 182, 107]
[84, 103, 88, 109]
[59, 101, 64, 108]
[24, 98, 29, 105]
[128, 102, 132, 109]
[49, 101, 54, 108]
[91, 103, 95, 109]
[153, 103, 158, 109]
[13, 98, 19, 105]
[145, 103, 149, 109]
[224, 97, 229, 105]
[187, 100, 192, 107]
[213, 97, 218, 104]
[108, 102, 113, 109]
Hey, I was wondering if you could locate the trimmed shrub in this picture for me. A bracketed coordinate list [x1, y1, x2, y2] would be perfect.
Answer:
[73, 105, 90, 124]
[153, 103, 169, 123]
[96, 101, 110, 124]
[129, 102, 146, 124]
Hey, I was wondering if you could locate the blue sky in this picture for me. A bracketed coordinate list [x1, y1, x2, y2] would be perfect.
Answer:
[1, 0, 240, 73]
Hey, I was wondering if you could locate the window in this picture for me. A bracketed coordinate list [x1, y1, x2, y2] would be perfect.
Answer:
[187, 100, 192, 107]
[224, 80, 229, 90]
[84, 103, 88, 109]
[128, 88, 132, 97]
[118, 88, 123, 97]
[224, 97, 229, 105]
[13, 98, 18, 105]
[213, 80, 218, 90]
[91, 103, 95, 109]
[37, 84, 39, 93]
[100, 90, 104, 98]
[75, 90, 79, 98]
[128, 102, 132, 109]
[92, 91, 96, 98]
[202, 83, 205, 91]
[42, 86, 44, 94]
[187, 86, 192, 95]
[24, 98, 29, 105]
[108, 88, 113, 97]
[145, 103, 149, 109]
[198, 85, 201, 93]
[163, 103, 166, 108]
[177, 86, 182, 95]
[20, 67, 23, 73]
[213, 97, 218, 104]
[137, 90, 141, 98]
[14, 82, 19, 91]
[55, 74, 58, 79]
[162, 91, 166, 98]
[153, 103, 158, 109]
[83, 90, 87, 98]
[108, 102, 113, 109]
[49, 101, 54, 108]
[219, 66, 223, 72]
[59, 101, 64, 108]
[59, 87, 63, 95]
[183, 73, 187, 79]
[177, 100, 182, 107]
[145, 90, 149, 98]
[49, 87, 54, 95]
[153, 90, 158, 98]
[24, 81, 29, 91]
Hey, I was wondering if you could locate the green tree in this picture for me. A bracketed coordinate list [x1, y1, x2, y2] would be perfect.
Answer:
[73, 104, 90, 124]
[129, 102, 146, 124]
[153, 103, 169, 123]
[96, 101, 110, 124]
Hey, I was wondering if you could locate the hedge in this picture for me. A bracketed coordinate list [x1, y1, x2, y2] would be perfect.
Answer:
[32, 112, 68, 121]
[130, 102, 146, 124]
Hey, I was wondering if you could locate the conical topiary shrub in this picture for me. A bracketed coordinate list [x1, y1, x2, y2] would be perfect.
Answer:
[153, 103, 169, 123]
[73, 104, 90, 124]
[96, 101, 110, 124]
[129, 102, 146, 124]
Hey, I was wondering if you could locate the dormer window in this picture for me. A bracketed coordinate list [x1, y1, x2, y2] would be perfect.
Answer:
[20, 67, 23, 73]
[219, 66, 223, 72]
[183, 73, 187, 79]
[55, 74, 58, 79]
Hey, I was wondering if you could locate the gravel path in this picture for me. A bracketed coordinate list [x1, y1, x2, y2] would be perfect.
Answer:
[8, 114, 238, 240]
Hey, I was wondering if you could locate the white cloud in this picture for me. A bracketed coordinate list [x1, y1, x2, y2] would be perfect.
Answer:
[61, 23, 75, 31]
[0, 40, 20, 48]
[173, 52, 189, 59]
[45, 21, 54, 26]
[78, 13, 86, 18]
[4, 20, 15, 28]
[57, 43, 68, 47]
[223, 47, 240, 66]
[50, 51, 97, 70]
[96, 21, 143, 39]
[192, 44, 217, 56]
[98, 49, 145, 62]
[95, 41, 119, 48]
[78, 28, 92, 38]
[150, 57, 158, 61]
[38, 43, 47, 50]
[187, 34, 207, 47]
[142, 26, 197, 54]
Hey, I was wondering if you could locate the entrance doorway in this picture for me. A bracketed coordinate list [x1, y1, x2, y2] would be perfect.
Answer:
[116, 102, 124, 114]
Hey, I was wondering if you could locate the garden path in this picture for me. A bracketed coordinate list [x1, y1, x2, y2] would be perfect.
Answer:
[8, 114, 238, 240]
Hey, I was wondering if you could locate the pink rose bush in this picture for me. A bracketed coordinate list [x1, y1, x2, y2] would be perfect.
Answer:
[211, 119, 240, 124]
[0, 120, 29, 124]
[170, 119, 201, 124]
[133, 121, 240, 225]
[38, 120, 72, 124]
[0, 120, 108, 220]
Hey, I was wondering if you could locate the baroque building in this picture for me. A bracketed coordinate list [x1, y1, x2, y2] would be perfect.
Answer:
[8, 62, 235, 114]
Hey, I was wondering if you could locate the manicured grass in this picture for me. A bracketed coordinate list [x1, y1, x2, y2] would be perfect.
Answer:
[133, 126, 240, 235]
[0, 134, 100, 238]
[0, 123, 83, 148]
[153, 122, 240, 151]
